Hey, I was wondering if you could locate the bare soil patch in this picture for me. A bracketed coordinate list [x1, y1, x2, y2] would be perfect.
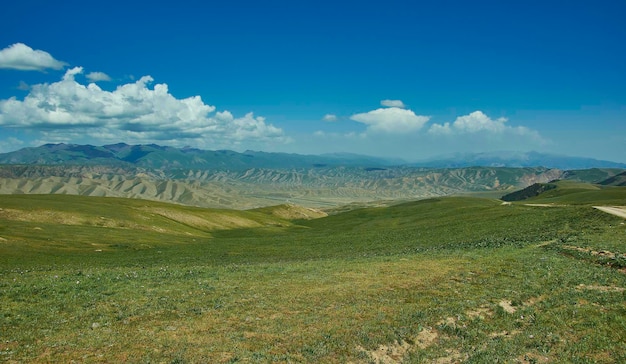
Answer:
[358, 327, 438, 364]
[523, 203, 565, 207]
[489, 329, 521, 338]
[466, 307, 493, 319]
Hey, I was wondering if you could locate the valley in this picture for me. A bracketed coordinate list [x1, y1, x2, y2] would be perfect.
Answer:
[1, 179, 625, 362]
[0, 163, 602, 209]
[0, 144, 625, 362]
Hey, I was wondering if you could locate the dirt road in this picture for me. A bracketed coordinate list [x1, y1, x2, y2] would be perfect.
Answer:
[593, 206, 626, 219]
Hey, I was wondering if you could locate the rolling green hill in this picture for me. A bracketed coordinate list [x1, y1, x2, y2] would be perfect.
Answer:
[0, 195, 296, 265]
[1, 193, 625, 362]
[502, 180, 626, 205]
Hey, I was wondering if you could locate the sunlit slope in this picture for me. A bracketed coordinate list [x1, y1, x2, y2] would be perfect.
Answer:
[0, 195, 294, 262]
[0, 172, 272, 209]
[249, 203, 328, 220]
[0, 194, 296, 231]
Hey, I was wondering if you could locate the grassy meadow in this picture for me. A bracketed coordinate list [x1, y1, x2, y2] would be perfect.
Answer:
[1, 188, 626, 363]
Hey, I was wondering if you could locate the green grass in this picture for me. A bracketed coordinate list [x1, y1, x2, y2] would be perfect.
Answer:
[512, 180, 626, 205]
[1, 194, 626, 362]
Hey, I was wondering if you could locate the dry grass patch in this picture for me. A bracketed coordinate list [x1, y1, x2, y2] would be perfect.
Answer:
[518, 352, 551, 363]
[562, 245, 619, 258]
[255, 204, 328, 220]
[466, 306, 493, 320]
[0, 207, 87, 225]
[2, 255, 462, 363]
[144, 207, 257, 230]
[0, 206, 169, 233]
[498, 299, 517, 314]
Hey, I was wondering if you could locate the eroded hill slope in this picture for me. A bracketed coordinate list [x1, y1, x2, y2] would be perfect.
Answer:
[0, 165, 564, 208]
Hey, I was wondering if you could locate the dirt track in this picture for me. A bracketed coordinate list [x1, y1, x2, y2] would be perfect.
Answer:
[593, 206, 626, 219]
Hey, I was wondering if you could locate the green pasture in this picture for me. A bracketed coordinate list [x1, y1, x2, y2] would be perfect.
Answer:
[1, 190, 625, 363]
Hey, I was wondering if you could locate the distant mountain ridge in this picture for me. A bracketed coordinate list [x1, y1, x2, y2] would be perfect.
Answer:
[0, 143, 624, 170]
[0, 143, 398, 170]
[412, 151, 626, 170]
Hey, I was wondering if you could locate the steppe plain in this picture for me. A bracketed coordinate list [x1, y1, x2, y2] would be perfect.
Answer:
[1, 146, 625, 363]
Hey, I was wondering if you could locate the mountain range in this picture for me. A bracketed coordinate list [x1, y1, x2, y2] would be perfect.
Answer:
[1, 143, 625, 170]
[0, 143, 624, 209]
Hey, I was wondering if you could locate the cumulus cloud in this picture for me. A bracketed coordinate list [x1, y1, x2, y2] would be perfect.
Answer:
[86, 71, 112, 82]
[0, 43, 67, 71]
[0, 67, 288, 148]
[322, 113, 338, 122]
[428, 110, 541, 139]
[307, 106, 546, 157]
[350, 107, 430, 134]
[380, 99, 406, 108]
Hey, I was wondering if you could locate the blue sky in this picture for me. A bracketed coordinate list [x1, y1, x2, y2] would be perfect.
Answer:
[1, 0, 625, 162]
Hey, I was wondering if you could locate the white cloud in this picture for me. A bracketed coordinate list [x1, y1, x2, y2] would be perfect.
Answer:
[303, 107, 546, 158]
[380, 99, 406, 108]
[0, 67, 288, 149]
[350, 107, 430, 134]
[312, 130, 362, 139]
[452, 111, 507, 133]
[428, 122, 453, 135]
[86, 71, 112, 82]
[322, 113, 338, 122]
[216, 110, 234, 122]
[428, 111, 542, 139]
[0, 43, 67, 71]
